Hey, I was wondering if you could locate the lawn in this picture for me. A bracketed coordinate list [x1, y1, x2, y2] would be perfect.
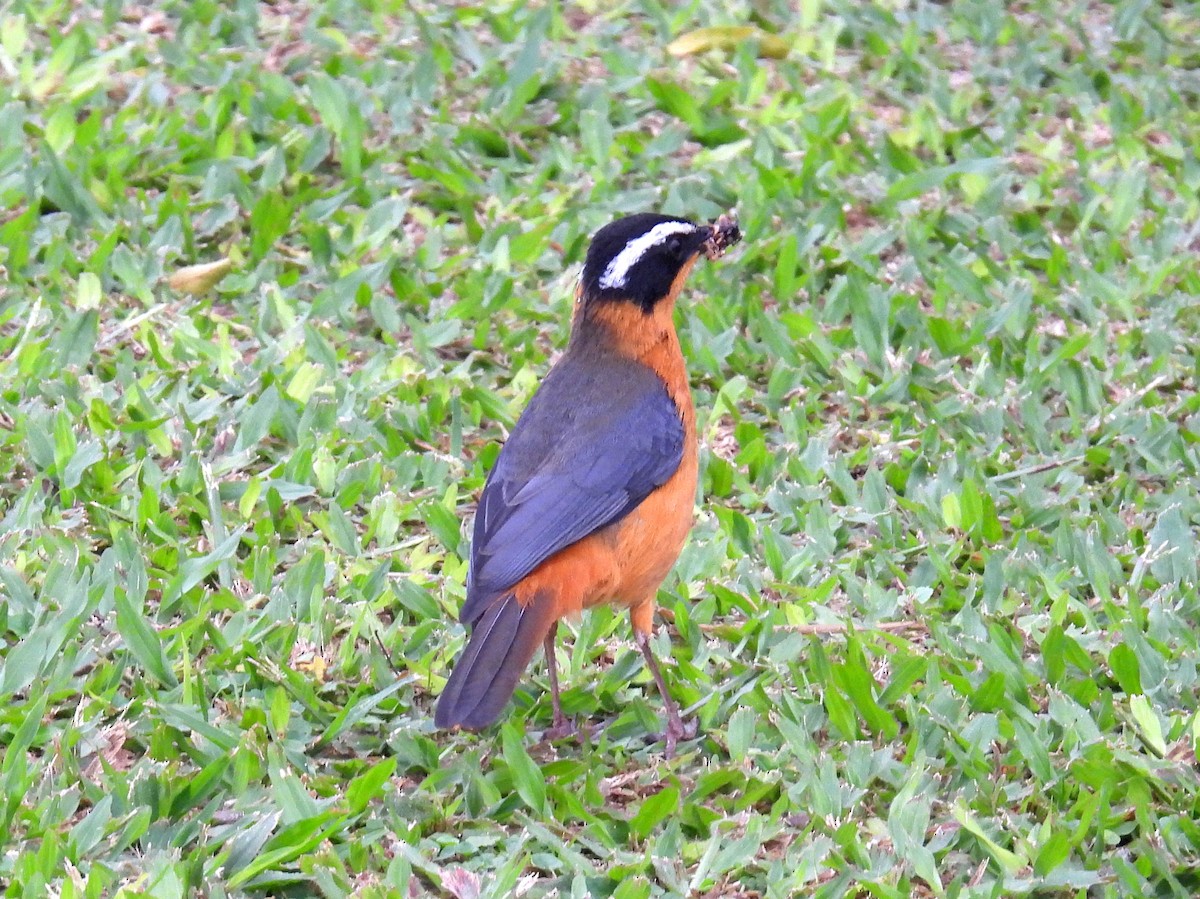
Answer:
[3, 0, 1200, 896]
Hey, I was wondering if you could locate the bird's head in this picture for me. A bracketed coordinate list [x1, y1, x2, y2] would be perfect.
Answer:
[579, 212, 741, 313]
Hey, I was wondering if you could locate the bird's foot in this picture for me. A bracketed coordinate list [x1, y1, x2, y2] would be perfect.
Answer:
[543, 714, 577, 742]
[657, 713, 698, 757]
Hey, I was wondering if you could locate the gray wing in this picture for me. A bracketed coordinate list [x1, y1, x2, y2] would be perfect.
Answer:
[460, 350, 684, 625]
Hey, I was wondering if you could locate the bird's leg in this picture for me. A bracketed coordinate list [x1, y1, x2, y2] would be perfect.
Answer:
[635, 629, 696, 756]
[542, 622, 574, 739]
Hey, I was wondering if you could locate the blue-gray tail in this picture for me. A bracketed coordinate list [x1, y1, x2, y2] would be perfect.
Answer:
[435, 590, 556, 730]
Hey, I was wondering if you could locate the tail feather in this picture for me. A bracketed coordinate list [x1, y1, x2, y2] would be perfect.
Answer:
[435, 590, 557, 731]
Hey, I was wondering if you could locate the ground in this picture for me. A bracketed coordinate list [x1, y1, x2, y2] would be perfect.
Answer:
[2, 0, 1200, 897]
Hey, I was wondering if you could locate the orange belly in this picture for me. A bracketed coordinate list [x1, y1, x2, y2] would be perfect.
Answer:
[593, 447, 698, 609]
[511, 440, 697, 630]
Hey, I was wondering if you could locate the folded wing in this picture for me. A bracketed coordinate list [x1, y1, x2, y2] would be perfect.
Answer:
[461, 349, 685, 624]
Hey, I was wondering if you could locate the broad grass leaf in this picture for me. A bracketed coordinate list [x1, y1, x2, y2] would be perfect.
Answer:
[1129, 696, 1166, 756]
[227, 814, 349, 888]
[69, 794, 113, 856]
[501, 723, 546, 816]
[727, 706, 757, 762]
[952, 801, 1024, 874]
[313, 677, 413, 749]
[630, 784, 679, 840]
[1108, 643, 1142, 695]
[158, 704, 238, 754]
[347, 757, 397, 814]
[224, 811, 281, 883]
[115, 587, 177, 687]
[1033, 829, 1072, 877]
[2, 693, 48, 781]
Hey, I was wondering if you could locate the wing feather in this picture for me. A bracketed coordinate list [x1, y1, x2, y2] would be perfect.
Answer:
[461, 349, 684, 625]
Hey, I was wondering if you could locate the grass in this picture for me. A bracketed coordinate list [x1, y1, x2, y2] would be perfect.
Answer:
[3, 0, 1200, 896]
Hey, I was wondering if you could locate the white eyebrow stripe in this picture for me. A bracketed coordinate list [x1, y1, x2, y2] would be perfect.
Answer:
[598, 221, 698, 289]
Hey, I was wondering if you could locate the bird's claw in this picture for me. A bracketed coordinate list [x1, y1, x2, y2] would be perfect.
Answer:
[543, 715, 577, 742]
[658, 714, 698, 757]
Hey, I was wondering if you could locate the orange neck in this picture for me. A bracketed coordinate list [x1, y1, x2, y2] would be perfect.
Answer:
[571, 256, 697, 362]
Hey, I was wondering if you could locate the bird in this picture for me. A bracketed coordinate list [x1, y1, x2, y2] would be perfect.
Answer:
[434, 211, 742, 754]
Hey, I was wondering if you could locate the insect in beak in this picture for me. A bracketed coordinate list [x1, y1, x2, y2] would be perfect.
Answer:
[703, 212, 741, 260]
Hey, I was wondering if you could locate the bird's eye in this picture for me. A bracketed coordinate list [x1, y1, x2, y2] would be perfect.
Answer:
[667, 237, 683, 256]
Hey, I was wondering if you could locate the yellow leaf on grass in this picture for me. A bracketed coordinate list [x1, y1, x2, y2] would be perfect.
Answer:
[292, 648, 328, 683]
[167, 258, 233, 294]
[668, 26, 790, 59]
